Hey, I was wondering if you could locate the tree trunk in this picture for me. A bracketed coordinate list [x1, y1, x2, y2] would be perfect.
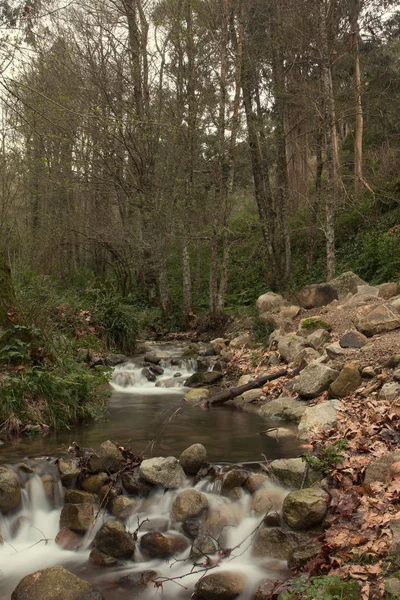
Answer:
[350, 0, 363, 197]
[0, 250, 16, 328]
[209, 230, 219, 316]
[182, 237, 193, 318]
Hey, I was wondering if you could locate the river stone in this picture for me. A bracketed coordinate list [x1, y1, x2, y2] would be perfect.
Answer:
[307, 329, 330, 350]
[121, 470, 152, 496]
[362, 366, 377, 378]
[190, 534, 218, 559]
[64, 490, 97, 504]
[201, 503, 242, 538]
[111, 496, 137, 518]
[365, 451, 400, 483]
[192, 571, 246, 600]
[253, 580, 277, 600]
[245, 474, 269, 494]
[94, 520, 135, 558]
[256, 292, 283, 315]
[378, 382, 400, 401]
[292, 347, 320, 372]
[258, 396, 307, 422]
[296, 283, 338, 309]
[184, 388, 211, 403]
[297, 400, 341, 440]
[41, 474, 56, 506]
[104, 354, 129, 367]
[283, 486, 329, 530]
[81, 473, 109, 493]
[140, 531, 189, 558]
[330, 363, 362, 398]
[294, 363, 339, 398]
[11, 567, 103, 600]
[356, 304, 400, 336]
[89, 548, 119, 567]
[329, 271, 366, 298]
[253, 527, 309, 560]
[278, 334, 307, 363]
[185, 371, 224, 388]
[139, 456, 185, 489]
[269, 458, 322, 489]
[55, 527, 83, 550]
[87, 440, 124, 474]
[221, 469, 249, 496]
[340, 330, 368, 349]
[287, 539, 322, 569]
[179, 443, 207, 475]
[172, 489, 208, 522]
[57, 458, 81, 486]
[250, 488, 287, 515]
[59, 503, 95, 534]
[0, 466, 21, 514]
[144, 353, 162, 365]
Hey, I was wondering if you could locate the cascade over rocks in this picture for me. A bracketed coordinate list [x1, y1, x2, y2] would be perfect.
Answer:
[59, 503, 95, 534]
[139, 456, 185, 489]
[93, 520, 135, 558]
[171, 489, 209, 521]
[0, 466, 21, 513]
[140, 531, 189, 558]
[57, 458, 81, 486]
[11, 567, 104, 600]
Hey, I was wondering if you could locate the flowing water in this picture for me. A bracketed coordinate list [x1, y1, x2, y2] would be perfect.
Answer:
[0, 343, 299, 598]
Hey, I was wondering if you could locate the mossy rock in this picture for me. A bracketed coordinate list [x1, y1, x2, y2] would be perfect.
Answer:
[277, 575, 361, 600]
[301, 317, 332, 332]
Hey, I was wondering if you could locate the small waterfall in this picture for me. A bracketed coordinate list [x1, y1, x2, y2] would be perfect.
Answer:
[111, 358, 196, 394]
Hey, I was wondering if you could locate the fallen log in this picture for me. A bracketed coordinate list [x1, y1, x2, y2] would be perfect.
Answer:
[200, 368, 289, 407]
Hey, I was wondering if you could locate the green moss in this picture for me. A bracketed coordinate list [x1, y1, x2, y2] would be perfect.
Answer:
[278, 575, 361, 600]
[301, 317, 332, 332]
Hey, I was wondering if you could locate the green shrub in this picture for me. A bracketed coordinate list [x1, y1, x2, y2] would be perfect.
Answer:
[92, 292, 139, 354]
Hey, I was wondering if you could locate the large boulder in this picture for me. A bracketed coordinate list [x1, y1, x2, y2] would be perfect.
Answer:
[55, 528, 83, 551]
[192, 571, 246, 600]
[139, 456, 185, 489]
[11, 567, 103, 600]
[190, 534, 218, 559]
[329, 271, 366, 298]
[179, 444, 207, 475]
[93, 520, 135, 558]
[294, 363, 339, 398]
[258, 397, 307, 422]
[297, 400, 341, 440]
[377, 282, 400, 300]
[278, 334, 307, 363]
[59, 503, 95, 534]
[330, 363, 362, 398]
[364, 451, 400, 484]
[256, 292, 283, 315]
[171, 489, 208, 522]
[0, 466, 21, 514]
[283, 486, 329, 530]
[269, 458, 322, 489]
[356, 305, 400, 337]
[64, 490, 97, 504]
[121, 470, 152, 496]
[140, 531, 189, 559]
[296, 284, 338, 309]
[340, 331, 368, 349]
[185, 371, 223, 388]
[252, 528, 309, 560]
[184, 388, 210, 403]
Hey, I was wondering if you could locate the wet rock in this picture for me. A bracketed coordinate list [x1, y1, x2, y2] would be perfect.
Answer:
[139, 456, 185, 489]
[55, 527, 83, 550]
[185, 371, 224, 388]
[253, 580, 276, 600]
[193, 463, 217, 486]
[221, 469, 249, 496]
[150, 365, 164, 375]
[292, 348, 320, 372]
[89, 548, 119, 567]
[140, 516, 170, 532]
[81, 473, 108, 493]
[111, 496, 137, 519]
[307, 329, 330, 350]
[0, 466, 21, 514]
[278, 334, 307, 363]
[41, 474, 56, 506]
[283, 486, 329, 530]
[104, 354, 129, 367]
[64, 489, 97, 504]
[183, 517, 200, 539]
[94, 520, 135, 558]
[144, 353, 161, 365]
[184, 388, 211, 403]
[263, 427, 296, 440]
[256, 292, 284, 315]
[11, 566, 103, 600]
[87, 440, 124, 474]
[269, 458, 322, 489]
[296, 283, 338, 309]
[329, 271, 366, 298]
[246, 474, 269, 494]
[250, 488, 286, 515]
[340, 330, 368, 349]
[263, 511, 281, 527]
[297, 400, 341, 440]
[99, 482, 121, 508]
[192, 571, 246, 600]
[378, 282, 399, 300]
[172, 489, 208, 522]
[59, 503, 95, 534]
[356, 304, 400, 336]
[253, 528, 308, 560]
[239, 389, 264, 403]
[142, 368, 156, 382]
[258, 397, 307, 422]
[121, 470, 152, 496]
[179, 443, 207, 475]
[118, 570, 157, 589]
[57, 458, 81, 486]
[287, 540, 322, 569]
[201, 503, 242, 537]
[140, 531, 189, 559]
[294, 363, 339, 398]
[190, 534, 218, 559]
[330, 363, 362, 398]
[378, 382, 400, 401]
[364, 451, 400, 483]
